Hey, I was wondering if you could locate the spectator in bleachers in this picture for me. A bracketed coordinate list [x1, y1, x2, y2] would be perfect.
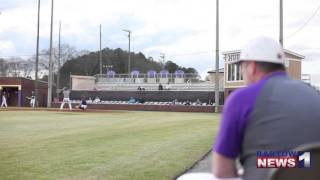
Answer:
[207, 99, 214, 105]
[137, 86, 145, 91]
[128, 97, 136, 104]
[196, 98, 201, 105]
[165, 82, 171, 90]
[158, 84, 163, 90]
[184, 100, 191, 106]
[137, 98, 145, 104]
[94, 97, 101, 103]
[172, 99, 177, 105]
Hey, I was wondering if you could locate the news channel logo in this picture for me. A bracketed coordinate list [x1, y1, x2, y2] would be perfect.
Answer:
[256, 151, 311, 168]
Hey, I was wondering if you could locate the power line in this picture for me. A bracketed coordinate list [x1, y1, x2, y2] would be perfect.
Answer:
[0, 50, 221, 59]
[0, 52, 74, 58]
[286, 2, 320, 39]
[0, 53, 48, 58]
[166, 51, 214, 57]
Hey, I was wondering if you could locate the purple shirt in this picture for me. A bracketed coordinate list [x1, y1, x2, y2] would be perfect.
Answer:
[213, 72, 287, 158]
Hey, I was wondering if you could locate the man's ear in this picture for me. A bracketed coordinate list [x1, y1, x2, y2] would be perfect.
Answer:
[251, 61, 257, 75]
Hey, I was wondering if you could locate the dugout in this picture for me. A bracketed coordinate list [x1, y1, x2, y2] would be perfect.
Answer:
[0, 77, 48, 107]
[70, 90, 224, 105]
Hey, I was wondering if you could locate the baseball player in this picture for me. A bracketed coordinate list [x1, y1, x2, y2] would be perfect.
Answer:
[1, 91, 8, 108]
[78, 96, 88, 110]
[30, 91, 36, 108]
[60, 87, 72, 110]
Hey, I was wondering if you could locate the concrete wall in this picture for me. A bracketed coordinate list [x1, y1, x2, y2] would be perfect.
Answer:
[52, 102, 223, 113]
[206, 72, 224, 88]
[71, 75, 95, 90]
[174, 78, 184, 83]
[70, 90, 225, 104]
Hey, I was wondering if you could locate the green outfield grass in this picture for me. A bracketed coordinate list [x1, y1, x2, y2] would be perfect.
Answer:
[0, 110, 219, 180]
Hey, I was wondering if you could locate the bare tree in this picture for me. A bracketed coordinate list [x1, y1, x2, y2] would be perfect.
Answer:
[55, 44, 79, 65]
[0, 59, 8, 76]
[37, 44, 79, 73]
[20, 60, 34, 78]
[2, 57, 35, 78]
[38, 49, 50, 71]
[7, 62, 20, 77]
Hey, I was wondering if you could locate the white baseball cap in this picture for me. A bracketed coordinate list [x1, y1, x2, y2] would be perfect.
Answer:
[239, 36, 285, 64]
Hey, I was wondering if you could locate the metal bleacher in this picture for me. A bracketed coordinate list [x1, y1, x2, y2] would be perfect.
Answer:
[94, 82, 223, 91]
[94, 72, 224, 91]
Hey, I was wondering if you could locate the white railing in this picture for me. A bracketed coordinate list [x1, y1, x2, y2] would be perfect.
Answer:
[95, 73, 200, 84]
[94, 82, 224, 91]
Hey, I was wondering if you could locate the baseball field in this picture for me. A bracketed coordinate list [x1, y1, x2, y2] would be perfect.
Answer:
[0, 110, 219, 180]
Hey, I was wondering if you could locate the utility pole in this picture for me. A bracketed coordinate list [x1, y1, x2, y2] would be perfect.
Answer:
[280, 0, 283, 47]
[34, 0, 41, 107]
[47, 0, 54, 107]
[99, 24, 102, 75]
[123, 30, 131, 74]
[215, 0, 220, 113]
[56, 21, 61, 98]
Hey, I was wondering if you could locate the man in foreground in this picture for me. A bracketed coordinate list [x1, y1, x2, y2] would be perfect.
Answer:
[178, 36, 320, 180]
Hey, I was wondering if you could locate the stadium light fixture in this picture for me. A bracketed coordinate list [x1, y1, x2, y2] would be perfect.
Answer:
[123, 29, 131, 74]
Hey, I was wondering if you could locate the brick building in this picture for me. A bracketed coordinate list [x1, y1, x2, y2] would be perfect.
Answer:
[0, 77, 48, 107]
[223, 49, 304, 99]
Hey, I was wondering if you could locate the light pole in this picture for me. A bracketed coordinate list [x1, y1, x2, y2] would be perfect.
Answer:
[123, 29, 131, 74]
[279, 0, 283, 47]
[34, 0, 41, 107]
[47, 0, 54, 107]
[160, 53, 165, 68]
[56, 21, 61, 99]
[99, 24, 102, 75]
[215, 0, 220, 113]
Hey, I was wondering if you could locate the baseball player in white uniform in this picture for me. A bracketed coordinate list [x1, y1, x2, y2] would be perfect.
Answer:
[60, 87, 72, 110]
[1, 91, 8, 108]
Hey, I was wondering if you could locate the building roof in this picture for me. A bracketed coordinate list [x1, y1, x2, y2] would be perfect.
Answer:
[0, 76, 48, 84]
[283, 49, 305, 59]
[71, 75, 96, 80]
[222, 49, 305, 60]
[221, 50, 241, 55]
[207, 68, 224, 73]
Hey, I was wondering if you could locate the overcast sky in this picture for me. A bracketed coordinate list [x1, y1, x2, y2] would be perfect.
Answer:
[0, 0, 320, 78]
